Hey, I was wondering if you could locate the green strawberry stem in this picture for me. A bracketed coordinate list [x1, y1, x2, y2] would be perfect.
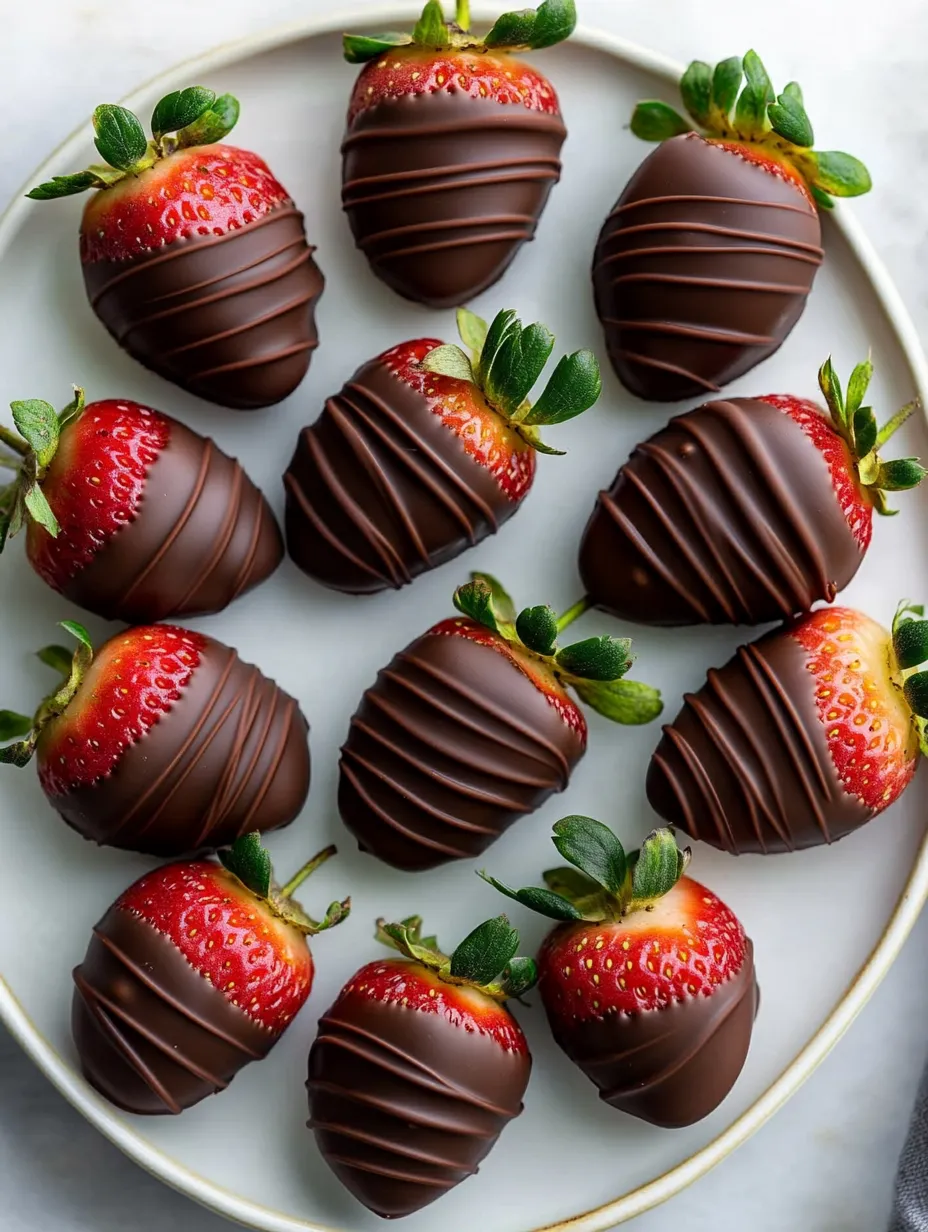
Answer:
[0, 621, 93, 767]
[456, 0, 470, 29]
[0, 426, 27, 457]
[556, 595, 590, 633]
[892, 602, 928, 755]
[220, 834, 350, 937]
[280, 845, 337, 900]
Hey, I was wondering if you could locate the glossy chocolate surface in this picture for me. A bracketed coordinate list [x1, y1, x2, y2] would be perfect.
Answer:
[307, 979, 530, 1217]
[579, 397, 862, 626]
[342, 90, 566, 307]
[83, 204, 324, 410]
[72, 906, 274, 1115]
[544, 941, 757, 1128]
[592, 133, 824, 401]
[41, 634, 310, 856]
[338, 629, 584, 870]
[64, 416, 283, 622]
[284, 355, 515, 594]
[647, 630, 872, 852]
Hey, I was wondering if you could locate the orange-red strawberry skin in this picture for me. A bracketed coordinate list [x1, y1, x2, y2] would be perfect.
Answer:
[539, 878, 748, 1023]
[348, 46, 561, 123]
[26, 400, 169, 591]
[792, 606, 918, 811]
[80, 145, 290, 264]
[707, 138, 815, 205]
[429, 616, 588, 743]
[119, 861, 312, 1034]
[385, 339, 536, 502]
[37, 625, 204, 796]
[334, 957, 528, 1054]
[759, 393, 873, 550]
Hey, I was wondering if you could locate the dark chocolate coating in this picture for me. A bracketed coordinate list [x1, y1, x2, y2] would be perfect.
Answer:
[647, 630, 872, 853]
[592, 133, 824, 401]
[579, 397, 862, 626]
[339, 630, 584, 870]
[307, 980, 530, 1217]
[83, 204, 324, 410]
[40, 634, 310, 856]
[544, 941, 757, 1128]
[72, 906, 274, 1114]
[342, 91, 566, 307]
[284, 356, 514, 594]
[63, 416, 283, 623]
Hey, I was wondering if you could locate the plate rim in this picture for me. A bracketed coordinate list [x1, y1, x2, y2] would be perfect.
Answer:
[2, 7, 927, 1231]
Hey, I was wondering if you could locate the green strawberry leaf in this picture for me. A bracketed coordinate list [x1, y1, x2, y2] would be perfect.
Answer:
[556, 635, 631, 681]
[10, 399, 59, 469]
[852, 407, 878, 460]
[57, 387, 86, 432]
[453, 572, 517, 639]
[629, 829, 688, 908]
[680, 60, 712, 126]
[894, 618, 928, 671]
[36, 644, 74, 678]
[478, 309, 521, 387]
[552, 815, 627, 894]
[520, 350, 601, 426]
[845, 359, 873, 419]
[734, 50, 774, 134]
[542, 865, 605, 902]
[23, 484, 60, 538]
[484, 322, 555, 418]
[176, 94, 240, 147]
[343, 31, 413, 63]
[457, 307, 488, 361]
[413, 0, 450, 46]
[500, 955, 538, 998]
[92, 104, 150, 172]
[151, 86, 216, 140]
[904, 671, 928, 720]
[876, 400, 918, 450]
[449, 915, 520, 985]
[710, 56, 743, 122]
[219, 832, 272, 898]
[421, 344, 475, 384]
[0, 711, 33, 742]
[782, 80, 804, 104]
[630, 100, 691, 142]
[484, 0, 576, 50]
[478, 871, 582, 921]
[818, 356, 847, 429]
[516, 605, 558, 656]
[571, 677, 663, 725]
[767, 92, 814, 147]
[877, 458, 928, 491]
[25, 170, 106, 200]
[0, 735, 36, 767]
[376, 915, 445, 966]
[810, 183, 835, 210]
[809, 150, 872, 199]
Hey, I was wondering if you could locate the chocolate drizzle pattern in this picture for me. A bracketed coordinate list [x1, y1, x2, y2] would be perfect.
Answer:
[307, 988, 530, 1217]
[83, 205, 324, 409]
[342, 91, 566, 307]
[592, 134, 824, 401]
[284, 355, 514, 594]
[41, 635, 310, 856]
[579, 398, 862, 626]
[544, 942, 757, 1127]
[646, 631, 872, 853]
[62, 417, 283, 622]
[72, 907, 274, 1115]
[338, 630, 584, 870]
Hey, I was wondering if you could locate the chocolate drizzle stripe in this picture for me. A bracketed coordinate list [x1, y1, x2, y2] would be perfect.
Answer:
[309, 1119, 478, 1173]
[599, 217, 824, 254]
[366, 228, 535, 262]
[283, 469, 392, 586]
[342, 112, 565, 146]
[614, 192, 819, 216]
[343, 154, 559, 191]
[308, 1077, 496, 1138]
[344, 167, 559, 210]
[616, 351, 721, 392]
[601, 243, 824, 267]
[359, 213, 535, 247]
[320, 1149, 461, 1190]
[138, 236, 309, 307]
[228, 486, 271, 602]
[602, 319, 777, 346]
[162, 275, 317, 357]
[193, 338, 318, 379]
[610, 273, 812, 294]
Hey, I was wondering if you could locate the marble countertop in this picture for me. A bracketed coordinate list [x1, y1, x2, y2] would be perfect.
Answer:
[3, 1, 928, 1229]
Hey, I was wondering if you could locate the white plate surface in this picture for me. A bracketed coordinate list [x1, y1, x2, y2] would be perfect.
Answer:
[2, 9, 928, 1232]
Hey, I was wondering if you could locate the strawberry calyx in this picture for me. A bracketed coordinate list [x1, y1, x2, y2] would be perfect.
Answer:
[892, 602, 928, 755]
[631, 51, 871, 209]
[343, 0, 575, 64]
[218, 832, 351, 937]
[26, 87, 240, 201]
[0, 389, 86, 552]
[452, 571, 662, 726]
[375, 912, 536, 1002]
[0, 620, 93, 767]
[481, 818, 690, 924]
[421, 307, 601, 457]
[816, 357, 925, 516]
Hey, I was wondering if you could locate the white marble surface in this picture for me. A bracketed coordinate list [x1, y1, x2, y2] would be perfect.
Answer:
[3, 1, 928, 1229]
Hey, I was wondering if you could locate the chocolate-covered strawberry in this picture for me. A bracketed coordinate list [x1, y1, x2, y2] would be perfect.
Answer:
[593, 52, 871, 400]
[339, 573, 660, 870]
[342, 0, 573, 307]
[74, 833, 348, 1115]
[0, 390, 282, 622]
[579, 358, 925, 626]
[648, 603, 928, 853]
[484, 821, 757, 1127]
[285, 307, 600, 593]
[308, 913, 534, 1217]
[28, 88, 323, 409]
[0, 621, 310, 856]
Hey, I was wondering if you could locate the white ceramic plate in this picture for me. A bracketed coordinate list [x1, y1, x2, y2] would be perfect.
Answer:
[2, 8, 928, 1232]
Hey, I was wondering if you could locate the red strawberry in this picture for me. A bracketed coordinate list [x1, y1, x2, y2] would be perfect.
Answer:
[341, 0, 575, 306]
[72, 833, 349, 1114]
[338, 572, 661, 870]
[0, 620, 310, 855]
[284, 306, 601, 594]
[484, 820, 758, 1127]
[0, 390, 282, 622]
[593, 51, 872, 400]
[578, 357, 925, 626]
[308, 913, 533, 1217]
[647, 603, 928, 853]
[27, 87, 323, 409]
